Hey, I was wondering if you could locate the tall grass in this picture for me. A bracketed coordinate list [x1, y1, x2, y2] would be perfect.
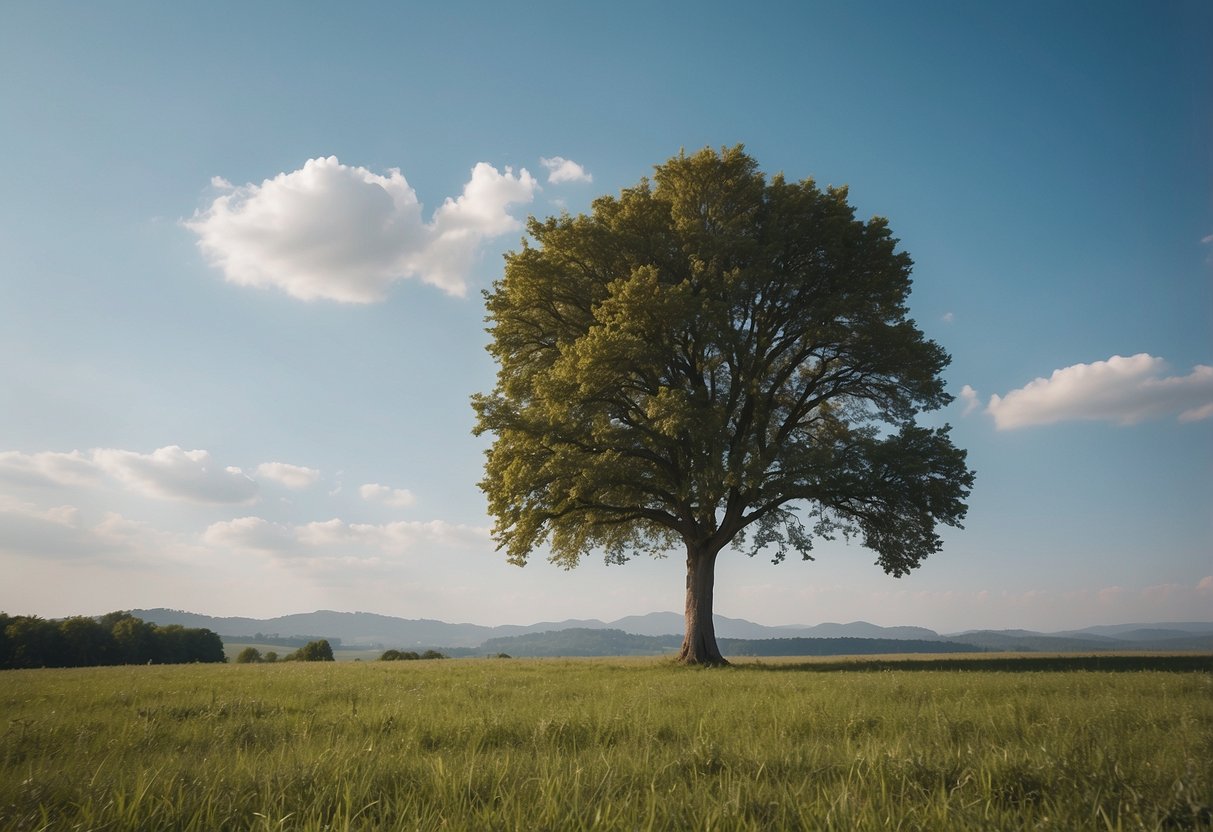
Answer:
[2, 656, 1210, 830]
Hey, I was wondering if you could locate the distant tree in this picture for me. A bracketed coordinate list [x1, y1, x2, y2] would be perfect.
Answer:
[235, 647, 262, 664]
[5, 616, 67, 668]
[263, 651, 278, 663]
[0, 612, 224, 669]
[111, 616, 158, 664]
[294, 639, 335, 662]
[154, 624, 191, 664]
[474, 146, 974, 665]
[0, 613, 11, 667]
[379, 649, 403, 661]
[59, 617, 118, 667]
[421, 649, 447, 660]
[182, 627, 226, 663]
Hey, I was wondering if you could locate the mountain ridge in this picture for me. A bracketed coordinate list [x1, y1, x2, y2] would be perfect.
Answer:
[125, 608, 1213, 654]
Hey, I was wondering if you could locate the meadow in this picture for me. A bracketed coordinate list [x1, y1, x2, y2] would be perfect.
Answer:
[1, 655, 1210, 831]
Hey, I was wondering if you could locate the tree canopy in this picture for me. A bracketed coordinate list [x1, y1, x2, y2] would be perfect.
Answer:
[473, 146, 974, 664]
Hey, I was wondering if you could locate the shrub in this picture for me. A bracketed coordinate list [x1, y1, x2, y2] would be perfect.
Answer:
[293, 639, 334, 662]
[235, 647, 262, 664]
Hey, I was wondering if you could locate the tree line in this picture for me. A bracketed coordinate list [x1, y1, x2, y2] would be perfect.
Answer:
[0, 611, 225, 669]
[235, 640, 336, 663]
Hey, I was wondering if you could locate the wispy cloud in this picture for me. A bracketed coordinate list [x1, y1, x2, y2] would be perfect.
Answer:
[958, 384, 980, 416]
[1, 446, 258, 505]
[0, 450, 101, 488]
[359, 482, 416, 508]
[204, 515, 488, 558]
[185, 156, 538, 302]
[256, 462, 321, 490]
[986, 354, 1213, 429]
[92, 446, 258, 504]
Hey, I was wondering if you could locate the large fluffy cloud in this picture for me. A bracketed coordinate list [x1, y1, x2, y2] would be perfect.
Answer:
[185, 156, 538, 301]
[986, 354, 1213, 429]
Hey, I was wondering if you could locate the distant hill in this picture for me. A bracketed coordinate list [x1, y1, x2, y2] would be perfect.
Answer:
[127, 609, 1213, 656]
[130, 608, 950, 649]
[944, 627, 1213, 653]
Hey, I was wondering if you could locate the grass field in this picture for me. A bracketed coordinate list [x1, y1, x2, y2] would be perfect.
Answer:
[2, 654, 1210, 831]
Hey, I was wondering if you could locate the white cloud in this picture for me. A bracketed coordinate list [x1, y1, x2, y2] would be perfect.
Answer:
[540, 156, 592, 184]
[205, 515, 489, 559]
[203, 516, 296, 553]
[92, 446, 258, 504]
[296, 518, 488, 554]
[1, 445, 265, 505]
[0, 450, 101, 488]
[958, 384, 980, 416]
[986, 354, 1213, 429]
[359, 482, 416, 508]
[0, 495, 78, 526]
[256, 462, 321, 490]
[185, 156, 538, 302]
[942, 311, 955, 324]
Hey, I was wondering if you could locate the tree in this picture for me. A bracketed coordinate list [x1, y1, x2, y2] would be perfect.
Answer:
[59, 616, 118, 667]
[473, 146, 974, 665]
[111, 615, 158, 664]
[235, 647, 262, 664]
[292, 639, 334, 661]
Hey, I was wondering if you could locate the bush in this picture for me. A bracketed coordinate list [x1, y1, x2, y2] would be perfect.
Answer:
[380, 649, 423, 661]
[290, 639, 334, 662]
[235, 647, 262, 664]
[378, 650, 451, 664]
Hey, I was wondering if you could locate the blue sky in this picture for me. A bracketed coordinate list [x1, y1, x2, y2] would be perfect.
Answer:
[1, 1, 1209, 632]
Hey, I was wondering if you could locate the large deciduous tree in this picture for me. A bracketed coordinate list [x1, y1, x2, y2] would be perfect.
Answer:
[473, 147, 974, 665]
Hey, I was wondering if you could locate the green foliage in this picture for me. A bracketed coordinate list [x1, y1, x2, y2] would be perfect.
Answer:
[285, 639, 335, 662]
[0, 612, 225, 669]
[0, 658, 1208, 830]
[380, 649, 447, 661]
[234, 647, 262, 664]
[474, 145, 973, 574]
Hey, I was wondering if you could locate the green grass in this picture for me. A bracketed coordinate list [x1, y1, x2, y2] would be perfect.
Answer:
[2, 655, 1210, 830]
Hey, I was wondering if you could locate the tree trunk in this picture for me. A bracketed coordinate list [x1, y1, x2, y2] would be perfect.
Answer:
[675, 543, 727, 665]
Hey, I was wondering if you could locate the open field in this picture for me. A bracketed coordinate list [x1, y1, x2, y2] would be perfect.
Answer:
[2, 655, 1210, 831]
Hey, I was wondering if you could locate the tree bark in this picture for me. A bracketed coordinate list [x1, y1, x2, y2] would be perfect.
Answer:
[675, 543, 728, 665]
